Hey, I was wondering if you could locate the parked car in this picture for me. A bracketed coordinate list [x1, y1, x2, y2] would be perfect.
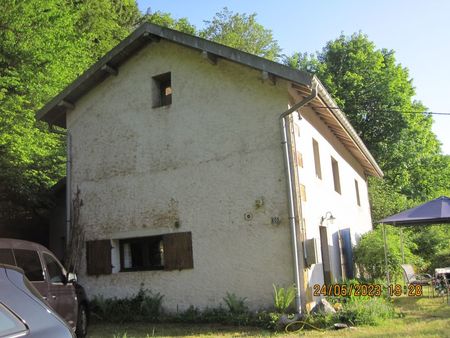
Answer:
[0, 239, 88, 337]
[0, 264, 75, 337]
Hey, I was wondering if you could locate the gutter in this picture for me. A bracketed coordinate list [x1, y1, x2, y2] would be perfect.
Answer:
[279, 81, 318, 314]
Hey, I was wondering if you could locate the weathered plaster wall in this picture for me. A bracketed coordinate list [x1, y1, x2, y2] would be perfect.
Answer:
[67, 40, 295, 311]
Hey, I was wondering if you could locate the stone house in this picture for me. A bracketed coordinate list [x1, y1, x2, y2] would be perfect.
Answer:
[37, 23, 383, 313]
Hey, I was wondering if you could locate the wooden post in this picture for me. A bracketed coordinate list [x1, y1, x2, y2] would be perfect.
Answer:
[382, 223, 391, 293]
[400, 227, 405, 264]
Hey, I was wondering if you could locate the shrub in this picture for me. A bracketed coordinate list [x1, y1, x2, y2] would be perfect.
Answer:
[90, 288, 164, 323]
[326, 279, 396, 326]
[354, 225, 423, 281]
[337, 296, 395, 326]
[429, 247, 450, 273]
[272, 284, 296, 313]
[222, 292, 248, 314]
[173, 305, 230, 324]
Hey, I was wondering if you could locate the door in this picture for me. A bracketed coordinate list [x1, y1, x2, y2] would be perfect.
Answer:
[319, 226, 332, 285]
[12, 249, 49, 302]
[42, 252, 77, 328]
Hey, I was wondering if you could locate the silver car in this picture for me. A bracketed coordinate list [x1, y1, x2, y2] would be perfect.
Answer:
[0, 264, 74, 337]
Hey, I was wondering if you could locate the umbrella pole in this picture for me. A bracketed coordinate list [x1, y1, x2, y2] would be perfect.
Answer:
[382, 223, 391, 290]
[400, 228, 404, 264]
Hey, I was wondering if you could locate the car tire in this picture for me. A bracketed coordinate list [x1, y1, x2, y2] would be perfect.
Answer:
[75, 304, 88, 338]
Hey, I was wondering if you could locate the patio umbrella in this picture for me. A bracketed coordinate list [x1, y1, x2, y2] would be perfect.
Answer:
[377, 196, 450, 286]
[380, 196, 450, 226]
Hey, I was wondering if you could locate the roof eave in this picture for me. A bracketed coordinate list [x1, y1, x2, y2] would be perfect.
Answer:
[314, 76, 384, 178]
[36, 23, 313, 127]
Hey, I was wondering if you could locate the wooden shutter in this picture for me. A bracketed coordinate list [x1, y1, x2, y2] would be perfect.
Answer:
[319, 226, 332, 285]
[86, 240, 112, 275]
[312, 139, 322, 179]
[163, 232, 193, 271]
[300, 184, 307, 202]
[339, 229, 354, 279]
[331, 157, 341, 194]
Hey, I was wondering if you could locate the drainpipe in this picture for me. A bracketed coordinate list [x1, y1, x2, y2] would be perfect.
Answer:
[49, 126, 72, 247]
[66, 132, 72, 245]
[279, 81, 318, 314]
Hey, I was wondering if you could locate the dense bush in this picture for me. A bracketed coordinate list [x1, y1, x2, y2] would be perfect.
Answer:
[90, 289, 164, 323]
[337, 297, 395, 326]
[408, 224, 450, 272]
[90, 284, 396, 331]
[327, 279, 396, 326]
[354, 225, 423, 281]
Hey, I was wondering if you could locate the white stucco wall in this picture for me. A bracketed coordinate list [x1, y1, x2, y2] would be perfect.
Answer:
[67, 40, 296, 311]
[291, 107, 373, 302]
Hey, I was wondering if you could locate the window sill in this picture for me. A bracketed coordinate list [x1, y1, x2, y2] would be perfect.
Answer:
[120, 266, 164, 272]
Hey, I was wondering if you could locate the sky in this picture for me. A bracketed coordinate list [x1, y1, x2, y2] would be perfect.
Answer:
[137, 0, 450, 154]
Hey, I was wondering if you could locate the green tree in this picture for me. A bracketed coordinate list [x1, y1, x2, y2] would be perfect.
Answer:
[354, 225, 422, 281]
[285, 33, 449, 201]
[0, 0, 140, 207]
[285, 33, 415, 163]
[200, 7, 281, 60]
[143, 10, 197, 35]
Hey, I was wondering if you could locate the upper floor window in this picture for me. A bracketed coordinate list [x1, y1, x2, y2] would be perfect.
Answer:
[355, 179, 361, 206]
[153, 72, 172, 107]
[331, 157, 341, 194]
[312, 138, 322, 179]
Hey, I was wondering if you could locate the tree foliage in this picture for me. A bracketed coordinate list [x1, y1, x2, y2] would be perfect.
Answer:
[143, 10, 196, 35]
[0, 0, 140, 206]
[285, 33, 449, 200]
[200, 7, 281, 60]
[354, 225, 422, 281]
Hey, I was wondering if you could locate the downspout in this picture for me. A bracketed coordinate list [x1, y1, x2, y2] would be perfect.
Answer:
[279, 81, 318, 314]
[49, 126, 72, 247]
[66, 132, 72, 246]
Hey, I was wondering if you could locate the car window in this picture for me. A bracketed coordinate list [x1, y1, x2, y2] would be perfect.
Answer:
[0, 249, 15, 266]
[0, 303, 28, 337]
[43, 253, 66, 284]
[13, 249, 44, 282]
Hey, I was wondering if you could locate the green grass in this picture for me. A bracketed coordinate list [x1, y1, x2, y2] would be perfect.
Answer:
[87, 295, 450, 338]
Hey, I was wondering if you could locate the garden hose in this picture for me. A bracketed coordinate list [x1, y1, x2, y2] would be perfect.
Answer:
[284, 320, 325, 333]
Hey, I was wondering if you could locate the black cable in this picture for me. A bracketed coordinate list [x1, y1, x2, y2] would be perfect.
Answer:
[311, 106, 450, 116]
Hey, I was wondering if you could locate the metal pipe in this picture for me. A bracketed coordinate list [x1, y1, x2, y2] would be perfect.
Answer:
[49, 125, 71, 247]
[279, 82, 318, 314]
[382, 223, 391, 291]
[400, 228, 404, 264]
[66, 132, 72, 246]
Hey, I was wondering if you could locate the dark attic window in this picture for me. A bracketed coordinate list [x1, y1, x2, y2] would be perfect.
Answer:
[153, 72, 172, 107]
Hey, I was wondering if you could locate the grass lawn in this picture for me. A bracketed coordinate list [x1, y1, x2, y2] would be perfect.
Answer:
[87, 295, 450, 338]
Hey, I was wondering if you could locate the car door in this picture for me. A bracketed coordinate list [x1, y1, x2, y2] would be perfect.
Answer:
[12, 249, 49, 302]
[42, 252, 78, 328]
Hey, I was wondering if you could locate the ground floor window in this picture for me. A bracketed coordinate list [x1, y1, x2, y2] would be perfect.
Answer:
[120, 236, 164, 271]
[86, 232, 193, 275]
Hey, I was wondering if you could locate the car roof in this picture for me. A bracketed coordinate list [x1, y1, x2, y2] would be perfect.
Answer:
[0, 238, 50, 253]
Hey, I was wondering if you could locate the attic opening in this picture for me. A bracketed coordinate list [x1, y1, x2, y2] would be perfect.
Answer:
[153, 72, 172, 107]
